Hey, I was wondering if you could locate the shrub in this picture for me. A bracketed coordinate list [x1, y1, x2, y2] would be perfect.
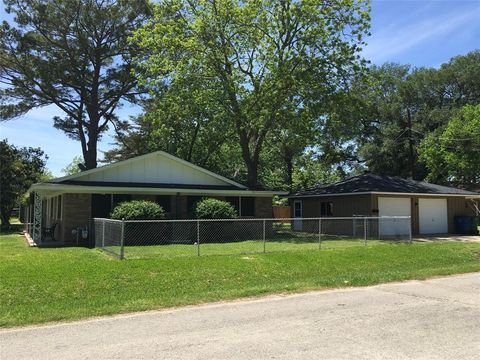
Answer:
[194, 198, 237, 219]
[110, 200, 165, 220]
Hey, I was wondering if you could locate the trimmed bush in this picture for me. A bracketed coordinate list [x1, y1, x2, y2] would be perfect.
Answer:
[110, 200, 165, 220]
[194, 198, 237, 219]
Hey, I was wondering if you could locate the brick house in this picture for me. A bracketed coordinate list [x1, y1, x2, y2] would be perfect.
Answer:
[25, 151, 286, 246]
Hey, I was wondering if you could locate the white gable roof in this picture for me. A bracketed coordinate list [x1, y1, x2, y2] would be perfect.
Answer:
[52, 151, 247, 189]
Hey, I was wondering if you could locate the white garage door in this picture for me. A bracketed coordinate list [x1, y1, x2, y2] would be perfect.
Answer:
[419, 198, 448, 234]
[378, 197, 411, 237]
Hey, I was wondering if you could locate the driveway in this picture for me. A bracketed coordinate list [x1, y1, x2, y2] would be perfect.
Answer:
[1, 273, 480, 360]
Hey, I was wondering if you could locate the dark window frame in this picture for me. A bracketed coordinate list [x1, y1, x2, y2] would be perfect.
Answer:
[155, 195, 172, 212]
[241, 197, 255, 217]
[320, 201, 333, 216]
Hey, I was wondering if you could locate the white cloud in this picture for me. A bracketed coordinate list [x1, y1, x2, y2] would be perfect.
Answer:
[363, 5, 480, 63]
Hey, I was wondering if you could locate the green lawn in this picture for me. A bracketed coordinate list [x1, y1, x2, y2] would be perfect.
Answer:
[120, 238, 390, 259]
[1, 231, 480, 328]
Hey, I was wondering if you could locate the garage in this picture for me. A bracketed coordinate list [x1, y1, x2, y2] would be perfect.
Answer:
[419, 198, 448, 234]
[289, 174, 479, 236]
[378, 197, 411, 237]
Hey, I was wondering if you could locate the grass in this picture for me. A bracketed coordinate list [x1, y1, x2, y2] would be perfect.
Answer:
[0, 217, 21, 225]
[1, 231, 480, 328]
[121, 238, 389, 259]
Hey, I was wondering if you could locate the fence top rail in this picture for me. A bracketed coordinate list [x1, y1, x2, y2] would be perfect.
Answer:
[93, 216, 412, 223]
[93, 218, 123, 223]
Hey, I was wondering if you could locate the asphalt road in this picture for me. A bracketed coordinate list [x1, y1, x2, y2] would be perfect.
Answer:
[1, 273, 480, 360]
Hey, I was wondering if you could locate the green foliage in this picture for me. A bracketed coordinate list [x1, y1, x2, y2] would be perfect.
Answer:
[0, 140, 47, 228]
[132, 0, 370, 187]
[194, 198, 237, 219]
[292, 151, 343, 190]
[419, 104, 480, 184]
[110, 201, 165, 221]
[349, 51, 480, 180]
[272, 196, 288, 206]
[0, 0, 150, 169]
[61, 156, 84, 176]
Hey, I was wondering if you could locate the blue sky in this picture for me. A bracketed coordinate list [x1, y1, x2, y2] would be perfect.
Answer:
[1, 0, 479, 176]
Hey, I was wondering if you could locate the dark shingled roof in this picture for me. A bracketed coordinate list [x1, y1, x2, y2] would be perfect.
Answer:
[289, 174, 479, 197]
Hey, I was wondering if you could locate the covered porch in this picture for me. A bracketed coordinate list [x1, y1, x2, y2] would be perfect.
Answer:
[24, 183, 281, 247]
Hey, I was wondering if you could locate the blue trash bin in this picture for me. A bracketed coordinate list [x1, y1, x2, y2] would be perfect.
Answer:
[454, 216, 477, 235]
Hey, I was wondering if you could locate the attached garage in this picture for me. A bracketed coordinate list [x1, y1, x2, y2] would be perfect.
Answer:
[289, 174, 480, 236]
[418, 198, 448, 234]
[378, 197, 411, 236]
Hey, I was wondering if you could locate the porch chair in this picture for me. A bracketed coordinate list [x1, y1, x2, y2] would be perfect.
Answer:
[42, 223, 58, 242]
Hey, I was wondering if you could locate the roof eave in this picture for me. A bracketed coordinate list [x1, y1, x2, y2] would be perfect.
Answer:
[288, 191, 478, 198]
[29, 183, 287, 197]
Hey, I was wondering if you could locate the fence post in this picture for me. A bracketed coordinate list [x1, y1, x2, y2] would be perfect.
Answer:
[364, 217, 367, 246]
[197, 220, 200, 256]
[318, 218, 322, 250]
[119, 218, 125, 260]
[102, 220, 105, 249]
[263, 219, 266, 253]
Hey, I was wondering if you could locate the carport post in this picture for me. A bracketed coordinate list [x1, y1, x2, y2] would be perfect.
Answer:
[318, 218, 322, 250]
[364, 217, 367, 246]
[119, 218, 125, 260]
[197, 220, 200, 256]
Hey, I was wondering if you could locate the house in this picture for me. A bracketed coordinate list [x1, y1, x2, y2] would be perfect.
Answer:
[25, 151, 286, 246]
[289, 173, 480, 237]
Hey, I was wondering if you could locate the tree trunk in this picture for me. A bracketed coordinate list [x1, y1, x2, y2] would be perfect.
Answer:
[246, 160, 259, 189]
[285, 156, 294, 191]
[83, 135, 98, 170]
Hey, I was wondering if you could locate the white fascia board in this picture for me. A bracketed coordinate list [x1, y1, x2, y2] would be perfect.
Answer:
[288, 191, 477, 198]
[30, 183, 286, 197]
[48, 151, 248, 189]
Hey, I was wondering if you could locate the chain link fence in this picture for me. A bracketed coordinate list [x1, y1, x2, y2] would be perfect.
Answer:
[93, 216, 412, 259]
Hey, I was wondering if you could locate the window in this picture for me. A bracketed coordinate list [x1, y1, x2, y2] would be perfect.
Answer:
[156, 195, 171, 212]
[92, 194, 112, 218]
[320, 202, 333, 216]
[241, 197, 255, 216]
[112, 194, 131, 208]
[47, 196, 63, 220]
[226, 197, 240, 215]
[50, 198, 54, 219]
[187, 196, 202, 216]
[226, 196, 255, 216]
[55, 196, 62, 220]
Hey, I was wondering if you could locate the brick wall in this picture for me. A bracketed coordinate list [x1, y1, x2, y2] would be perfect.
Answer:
[255, 197, 273, 218]
[61, 193, 92, 245]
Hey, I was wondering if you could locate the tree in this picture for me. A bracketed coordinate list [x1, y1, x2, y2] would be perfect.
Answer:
[419, 104, 480, 184]
[61, 155, 84, 176]
[133, 0, 370, 187]
[105, 72, 237, 176]
[0, 0, 150, 169]
[0, 139, 47, 228]
[292, 150, 342, 190]
[348, 51, 480, 180]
